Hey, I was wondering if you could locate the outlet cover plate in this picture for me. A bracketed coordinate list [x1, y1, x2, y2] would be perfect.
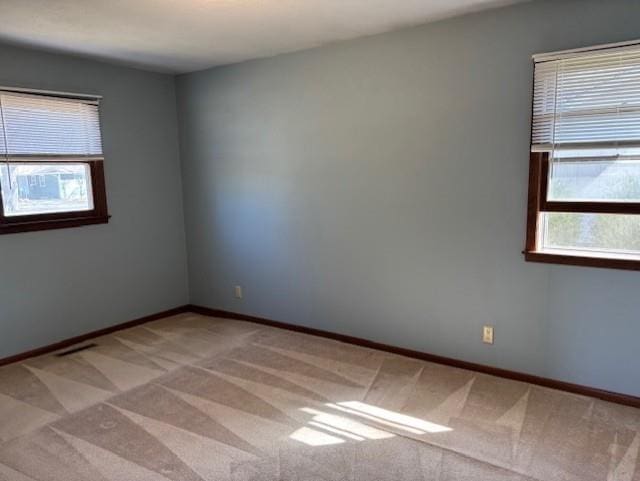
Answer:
[483, 325, 494, 344]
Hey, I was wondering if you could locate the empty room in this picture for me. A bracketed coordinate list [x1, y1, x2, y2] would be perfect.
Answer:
[0, 0, 639, 479]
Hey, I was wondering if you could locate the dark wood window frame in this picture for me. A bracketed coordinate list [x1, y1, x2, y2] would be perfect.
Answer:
[0, 158, 109, 235]
[524, 151, 640, 271]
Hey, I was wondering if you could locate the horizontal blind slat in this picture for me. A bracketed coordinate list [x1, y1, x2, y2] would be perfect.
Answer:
[0, 91, 103, 157]
[532, 45, 640, 149]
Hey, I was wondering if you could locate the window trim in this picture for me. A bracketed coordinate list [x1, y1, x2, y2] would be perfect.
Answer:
[524, 152, 640, 271]
[0, 159, 109, 235]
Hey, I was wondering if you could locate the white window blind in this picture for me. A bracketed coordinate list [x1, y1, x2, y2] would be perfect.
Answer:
[0, 90, 102, 158]
[532, 44, 640, 152]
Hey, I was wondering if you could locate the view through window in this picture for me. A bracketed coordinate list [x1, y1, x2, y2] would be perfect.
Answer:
[0, 163, 93, 216]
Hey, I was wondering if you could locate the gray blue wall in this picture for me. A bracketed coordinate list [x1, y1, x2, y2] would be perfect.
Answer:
[176, 0, 640, 396]
[0, 44, 189, 358]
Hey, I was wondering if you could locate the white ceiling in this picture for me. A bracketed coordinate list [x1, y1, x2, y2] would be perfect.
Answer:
[0, 0, 525, 74]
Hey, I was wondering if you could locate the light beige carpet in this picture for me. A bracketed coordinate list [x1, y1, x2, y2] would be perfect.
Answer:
[0, 313, 638, 481]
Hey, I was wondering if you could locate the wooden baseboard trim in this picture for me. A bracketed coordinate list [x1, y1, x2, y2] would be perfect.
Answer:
[0, 305, 191, 367]
[189, 304, 640, 409]
[2, 303, 637, 409]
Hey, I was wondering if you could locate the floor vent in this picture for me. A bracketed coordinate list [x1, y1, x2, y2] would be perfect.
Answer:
[55, 343, 98, 357]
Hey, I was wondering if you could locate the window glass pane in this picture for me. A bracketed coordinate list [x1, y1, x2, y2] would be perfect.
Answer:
[0, 163, 93, 216]
[542, 212, 640, 256]
[548, 149, 640, 202]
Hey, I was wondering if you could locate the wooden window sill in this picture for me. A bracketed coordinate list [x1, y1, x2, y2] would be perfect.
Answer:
[0, 214, 110, 235]
[524, 250, 640, 271]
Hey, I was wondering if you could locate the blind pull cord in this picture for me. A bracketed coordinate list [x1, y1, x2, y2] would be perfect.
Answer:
[0, 96, 12, 191]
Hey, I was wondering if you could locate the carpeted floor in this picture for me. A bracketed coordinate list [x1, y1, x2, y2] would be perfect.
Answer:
[0, 313, 638, 481]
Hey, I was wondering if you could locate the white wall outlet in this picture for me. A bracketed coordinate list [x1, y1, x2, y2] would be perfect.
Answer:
[483, 325, 494, 344]
[234, 285, 243, 299]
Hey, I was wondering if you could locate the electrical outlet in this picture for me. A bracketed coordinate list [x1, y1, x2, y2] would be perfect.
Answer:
[483, 325, 494, 344]
[234, 286, 243, 299]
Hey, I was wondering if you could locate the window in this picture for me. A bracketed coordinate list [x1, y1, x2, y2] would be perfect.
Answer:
[0, 88, 108, 234]
[525, 41, 640, 270]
